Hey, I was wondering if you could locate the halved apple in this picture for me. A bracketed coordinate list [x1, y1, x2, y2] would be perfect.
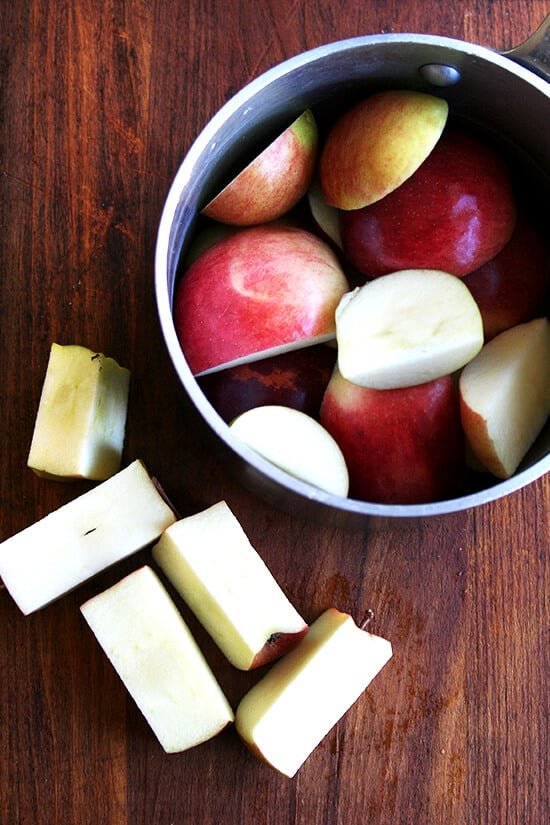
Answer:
[459, 317, 550, 478]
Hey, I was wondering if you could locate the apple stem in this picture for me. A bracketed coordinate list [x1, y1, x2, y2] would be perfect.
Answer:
[359, 609, 374, 630]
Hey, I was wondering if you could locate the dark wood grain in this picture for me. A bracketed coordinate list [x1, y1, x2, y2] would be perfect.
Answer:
[1, 2, 549, 824]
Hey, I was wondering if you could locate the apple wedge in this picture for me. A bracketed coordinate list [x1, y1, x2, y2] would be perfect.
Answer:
[174, 224, 349, 376]
[0, 460, 176, 615]
[81, 566, 234, 753]
[234, 607, 392, 778]
[318, 89, 448, 210]
[459, 317, 550, 478]
[152, 500, 308, 670]
[201, 109, 318, 225]
[229, 405, 350, 496]
[335, 269, 484, 389]
[27, 343, 130, 481]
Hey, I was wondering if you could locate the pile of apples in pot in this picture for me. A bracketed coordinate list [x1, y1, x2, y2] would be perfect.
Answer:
[173, 90, 550, 505]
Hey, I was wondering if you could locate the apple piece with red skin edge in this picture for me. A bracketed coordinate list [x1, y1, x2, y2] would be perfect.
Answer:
[340, 128, 518, 279]
[201, 109, 318, 226]
[229, 405, 349, 497]
[197, 344, 337, 423]
[152, 501, 308, 671]
[173, 224, 349, 376]
[320, 369, 465, 504]
[462, 217, 550, 341]
[459, 317, 550, 479]
[318, 89, 448, 211]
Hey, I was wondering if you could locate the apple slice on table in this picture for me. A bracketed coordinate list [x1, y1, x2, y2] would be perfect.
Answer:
[459, 317, 550, 479]
[81, 566, 234, 754]
[0, 460, 176, 615]
[152, 500, 308, 670]
[320, 370, 465, 504]
[234, 607, 392, 778]
[27, 343, 130, 481]
[174, 224, 349, 376]
[335, 269, 483, 390]
[229, 405, 350, 497]
[340, 128, 517, 279]
[318, 89, 448, 210]
[201, 109, 318, 225]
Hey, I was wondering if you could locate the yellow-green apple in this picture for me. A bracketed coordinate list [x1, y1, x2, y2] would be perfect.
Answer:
[229, 405, 350, 496]
[201, 109, 318, 225]
[318, 89, 448, 210]
[80, 565, 234, 753]
[152, 501, 308, 670]
[307, 174, 343, 249]
[234, 607, 392, 778]
[320, 369, 465, 504]
[462, 218, 550, 341]
[27, 343, 130, 481]
[459, 317, 550, 479]
[197, 344, 337, 423]
[340, 128, 517, 278]
[173, 224, 349, 375]
[0, 460, 176, 615]
[335, 269, 483, 389]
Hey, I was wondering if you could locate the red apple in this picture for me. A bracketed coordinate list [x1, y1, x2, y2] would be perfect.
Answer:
[340, 128, 517, 279]
[198, 344, 337, 423]
[173, 224, 349, 375]
[320, 369, 465, 504]
[462, 217, 550, 340]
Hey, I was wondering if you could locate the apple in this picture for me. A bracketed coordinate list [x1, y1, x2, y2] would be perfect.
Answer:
[335, 269, 483, 390]
[320, 370, 465, 504]
[459, 317, 550, 479]
[173, 224, 349, 376]
[307, 174, 343, 249]
[229, 405, 350, 497]
[80, 565, 234, 753]
[201, 109, 318, 225]
[27, 343, 130, 481]
[0, 460, 177, 615]
[197, 344, 337, 423]
[318, 89, 448, 210]
[152, 500, 308, 670]
[234, 607, 392, 778]
[462, 217, 550, 340]
[340, 128, 517, 278]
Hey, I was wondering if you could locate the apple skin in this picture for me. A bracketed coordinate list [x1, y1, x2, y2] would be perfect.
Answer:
[340, 128, 518, 279]
[197, 344, 337, 423]
[320, 370, 465, 504]
[173, 224, 349, 376]
[249, 628, 309, 670]
[462, 218, 550, 341]
[201, 109, 318, 225]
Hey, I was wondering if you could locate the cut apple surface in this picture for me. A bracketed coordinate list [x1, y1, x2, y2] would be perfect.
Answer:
[27, 343, 130, 481]
[459, 317, 550, 478]
[307, 174, 343, 249]
[81, 566, 234, 753]
[152, 500, 308, 670]
[0, 460, 176, 615]
[318, 89, 448, 210]
[201, 109, 318, 225]
[335, 269, 483, 390]
[229, 405, 350, 496]
[173, 224, 349, 375]
[234, 607, 393, 778]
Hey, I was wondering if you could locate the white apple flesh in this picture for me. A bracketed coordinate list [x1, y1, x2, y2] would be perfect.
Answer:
[335, 269, 484, 389]
[80, 565, 234, 753]
[459, 316, 550, 478]
[234, 607, 392, 778]
[152, 500, 308, 670]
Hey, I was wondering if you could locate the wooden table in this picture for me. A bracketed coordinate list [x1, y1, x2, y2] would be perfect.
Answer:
[1, 2, 548, 823]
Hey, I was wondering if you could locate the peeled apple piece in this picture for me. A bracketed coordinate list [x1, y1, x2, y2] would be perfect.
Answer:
[335, 269, 484, 389]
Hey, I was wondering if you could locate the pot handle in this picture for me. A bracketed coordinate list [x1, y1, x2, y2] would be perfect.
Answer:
[503, 13, 550, 83]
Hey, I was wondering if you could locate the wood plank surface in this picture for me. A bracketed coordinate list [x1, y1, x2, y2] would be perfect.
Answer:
[1, 2, 548, 824]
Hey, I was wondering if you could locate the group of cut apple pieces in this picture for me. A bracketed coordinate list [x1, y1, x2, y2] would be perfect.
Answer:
[175, 88, 550, 506]
[0, 343, 392, 779]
